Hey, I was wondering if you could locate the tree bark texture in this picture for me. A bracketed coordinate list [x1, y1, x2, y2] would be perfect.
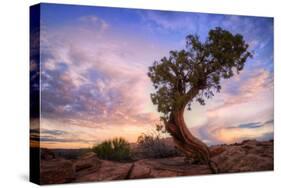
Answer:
[165, 107, 219, 173]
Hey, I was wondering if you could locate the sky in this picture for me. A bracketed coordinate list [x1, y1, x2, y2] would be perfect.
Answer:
[30, 3, 274, 148]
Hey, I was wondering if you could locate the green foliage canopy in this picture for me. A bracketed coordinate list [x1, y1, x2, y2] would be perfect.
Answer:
[148, 27, 252, 120]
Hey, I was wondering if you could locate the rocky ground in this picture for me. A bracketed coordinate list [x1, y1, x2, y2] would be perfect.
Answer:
[39, 139, 273, 185]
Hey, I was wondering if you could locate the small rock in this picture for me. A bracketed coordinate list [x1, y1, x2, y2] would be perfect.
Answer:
[129, 161, 152, 179]
[75, 160, 133, 182]
[210, 146, 226, 157]
[40, 159, 75, 184]
[212, 140, 273, 173]
[74, 152, 101, 172]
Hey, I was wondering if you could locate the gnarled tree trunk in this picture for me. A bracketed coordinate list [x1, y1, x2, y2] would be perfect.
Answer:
[165, 106, 219, 173]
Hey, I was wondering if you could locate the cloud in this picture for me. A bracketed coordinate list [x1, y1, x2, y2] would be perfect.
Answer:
[188, 68, 273, 145]
[223, 120, 273, 130]
[39, 14, 166, 148]
[30, 135, 40, 142]
[207, 68, 273, 116]
[39, 137, 96, 143]
[30, 29, 40, 118]
[211, 120, 273, 143]
[79, 15, 109, 31]
[41, 23, 157, 120]
[141, 11, 196, 32]
[41, 129, 67, 136]
[237, 122, 264, 129]
[30, 128, 67, 141]
[192, 118, 274, 145]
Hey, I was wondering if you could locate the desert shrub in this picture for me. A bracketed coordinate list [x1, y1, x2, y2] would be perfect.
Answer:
[137, 133, 180, 158]
[93, 137, 131, 161]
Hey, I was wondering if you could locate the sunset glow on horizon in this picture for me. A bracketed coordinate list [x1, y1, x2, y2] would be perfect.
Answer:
[30, 4, 273, 149]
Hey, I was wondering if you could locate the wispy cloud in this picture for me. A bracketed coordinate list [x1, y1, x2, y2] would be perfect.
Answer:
[207, 68, 273, 115]
[186, 67, 273, 145]
[79, 15, 109, 31]
[237, 122, 264, 129]
[212, 120, 273, 144]
[39, 14, 167, 147]
[140, 11, 197, 32]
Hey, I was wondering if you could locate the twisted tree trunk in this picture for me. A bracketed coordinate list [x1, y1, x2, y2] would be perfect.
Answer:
[165, 105, 219, 173]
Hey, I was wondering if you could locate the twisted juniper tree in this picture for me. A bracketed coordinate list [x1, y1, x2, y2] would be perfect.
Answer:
[148, 27, 252, 173]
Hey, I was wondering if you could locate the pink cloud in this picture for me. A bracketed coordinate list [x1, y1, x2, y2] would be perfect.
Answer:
[40, 15, 165, 146]
[188, 68, 273, 145]
[207, 68, 273, 116]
